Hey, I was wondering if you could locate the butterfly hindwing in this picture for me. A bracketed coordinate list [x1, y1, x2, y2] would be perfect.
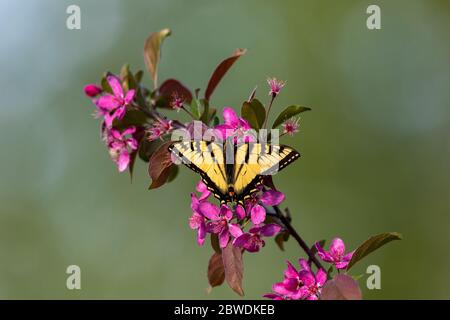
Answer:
[233, 143, 300, 202]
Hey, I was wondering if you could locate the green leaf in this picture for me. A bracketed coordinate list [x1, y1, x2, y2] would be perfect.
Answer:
[321, 274, 362, 300]
[112, 109, 148, 131]
[134, 70, 144, 83]
[100, 75, 113, 94]
[272, 105, 311, 129]
[144, 28, 172, 89]
[204, 48, 246, 101]
[200, 99, 210, 124]
[190, 98, 201, 119]
[213, 116, 220, 127]
[241, 98, 266, 130]
[346, 232, 402, 271]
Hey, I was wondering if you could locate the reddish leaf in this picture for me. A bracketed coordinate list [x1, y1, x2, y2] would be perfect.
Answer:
[208, 252, 225, 288]
[148, 141, 174, 189]
[158, 78, 193, 107]
[210, 234, 221, 254]
[144, 28, 172, 89]
[204, 48, 247, 101]
[222, 242, 244, 296]
[321, 274, 362, 300]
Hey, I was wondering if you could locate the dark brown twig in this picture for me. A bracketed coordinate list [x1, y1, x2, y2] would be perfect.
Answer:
[273, 205, 324, 270]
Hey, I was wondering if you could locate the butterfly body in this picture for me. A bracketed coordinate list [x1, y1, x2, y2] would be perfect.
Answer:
[168, 140, 300, 204]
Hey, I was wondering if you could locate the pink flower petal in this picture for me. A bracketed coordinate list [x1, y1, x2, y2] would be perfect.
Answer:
[233, 233, 251, 247]
[228, 223, 243, 238]
[250, 204, 266, 225]
[197, 223, 206, 246]
[272, 279, 297, 296]
[219, 230, 230, 248]
[190, 193, 200, 212]
[189, 212, 203, 229]
[122, 126, 136, 136]
[220, 205, 233, 220]
[343, 251, 354, 262]
[334, 261, 349, 269]
[96, 95, 121, 110]
[330, 238, 346, 257]
[245, 238, 262, 252]
[205, 221, 224, 234]
[284, 261, 299, 279]
[84, 84, 102, 97]
[315, 242, 334, 262]
[107, 74, 123, 98]
[260, 190, 285, 206]
[104, 113, 114, 128]
[124, 89, 135, 104]
[260, 223, 281, 237]
[198, 202, 220, 220]
[222, 107, 239, 128]
[199, 190, 211, 201]
[315, 268, 327, 286]
[299, 259, 311, 273]
[298, 270, 315, 287]
[196, 180, 208, 193]
[238, 118, 251, 130]
[263, 293, 284, 300]
[117, 149, 130, 172]
[235, 204, 246, 220]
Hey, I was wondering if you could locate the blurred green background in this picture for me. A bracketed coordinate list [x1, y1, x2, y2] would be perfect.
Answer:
[1, 0, 449, 299]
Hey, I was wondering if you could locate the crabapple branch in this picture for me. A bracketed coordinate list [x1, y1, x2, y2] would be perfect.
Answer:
[273, 205, 325, 270]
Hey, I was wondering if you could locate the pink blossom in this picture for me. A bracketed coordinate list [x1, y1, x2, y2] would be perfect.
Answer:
[265, 258, 327, 300]
[147, 119, 173, 141]
[94, 74, 135, 127]
[104, 126, 138, 172]
[267, 77, 285, 97]
[282, 117, 300, 136]
[170, 92, 184, 111]
[198, 202, 242, 248]
[315, 238, 354, 269]
[245, 189, 285, 225]
[297, 259, 327, 300]
[233, 223, 281, 253]
[214, 107, 255, 142]
[84, 84, 102, 97]
[195, 180, 211, 201]
[189, 193, 207, 246]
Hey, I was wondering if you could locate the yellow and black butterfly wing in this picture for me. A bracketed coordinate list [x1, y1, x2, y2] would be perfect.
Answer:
[168, 141, 231, 202]
[233, 143, 300, 202]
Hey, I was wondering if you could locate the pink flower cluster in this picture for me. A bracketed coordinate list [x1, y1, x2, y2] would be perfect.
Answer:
[265, 259, 327, 300]
[84, 73, 139, 173]
[265, 238, 354, 300]
[189, 180, 284, 252]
